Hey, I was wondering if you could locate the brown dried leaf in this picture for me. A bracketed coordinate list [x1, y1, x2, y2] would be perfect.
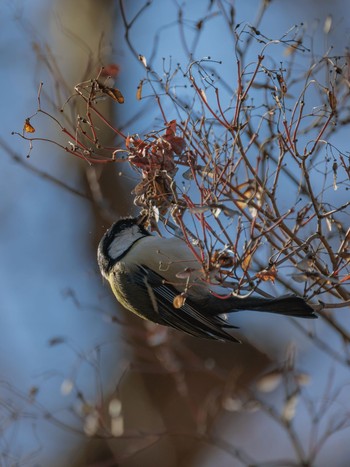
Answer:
[104, 87, 124, 103]
[277, 74, 287, 94]
[24, 118, 35, 133]
[173, 294, 186, 309]
[256, 265, 277, 283]
[328, 89, 337, 112]
[136, 80, 143, 100]
[199, 88, 207, 103]
[242, 251, 252, 272]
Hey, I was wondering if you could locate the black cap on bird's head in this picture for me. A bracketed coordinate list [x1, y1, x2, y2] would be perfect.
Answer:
[97, 216, 151, 277]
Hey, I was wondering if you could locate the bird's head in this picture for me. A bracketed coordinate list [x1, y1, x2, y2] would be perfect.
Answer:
[97, 216, 151, 278]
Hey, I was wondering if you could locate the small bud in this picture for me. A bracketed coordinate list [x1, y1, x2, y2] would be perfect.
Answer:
[222, 397, 243, 412]
[60, 379, 74, 396]
[109, 398, 122, 418]
[295, 372, 311, 386]
[282, 394, 298, 422]
[111, 416, 124, 437]
[256, 370, 282, 392]
[84, 411, 99, 436]
[138, 54, 148, 67]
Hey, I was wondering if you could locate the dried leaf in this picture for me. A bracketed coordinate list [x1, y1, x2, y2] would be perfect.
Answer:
[277, 74, 287, 95]
[199, 88, 207, 103]
[164, 120, 185, 154]
[165, 119, 177, 136]
[136, 80, 143, 100]
[256, 266, 277, 283]
[169, 135, 185, 154]
[328, 89, 337, 112]
[173, 294, 186, 308]
[242, 251, 252, 272]
[104, 87, 124, 103]
[24, 118, 35, 133]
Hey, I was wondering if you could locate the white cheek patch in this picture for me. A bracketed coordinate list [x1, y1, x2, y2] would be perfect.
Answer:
[108, 225, 145, 260]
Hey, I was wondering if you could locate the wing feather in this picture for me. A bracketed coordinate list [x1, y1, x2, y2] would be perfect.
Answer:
[132, 265, 239, 342]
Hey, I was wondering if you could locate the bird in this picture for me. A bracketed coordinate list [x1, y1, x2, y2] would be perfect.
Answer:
[97, 216, 317, 343]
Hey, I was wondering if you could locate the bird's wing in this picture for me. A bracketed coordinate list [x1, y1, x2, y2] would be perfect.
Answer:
[131, 265, 239, 342]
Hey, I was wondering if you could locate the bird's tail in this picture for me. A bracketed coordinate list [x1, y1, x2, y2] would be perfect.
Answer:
[226, 294, 316, 318]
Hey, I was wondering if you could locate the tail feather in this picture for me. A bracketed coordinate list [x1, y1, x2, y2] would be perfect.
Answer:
[200, 294, 317, 318]
[226, 294, 316, 318]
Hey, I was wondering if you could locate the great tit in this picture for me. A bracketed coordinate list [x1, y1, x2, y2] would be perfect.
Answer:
[97, 217, 316, 342]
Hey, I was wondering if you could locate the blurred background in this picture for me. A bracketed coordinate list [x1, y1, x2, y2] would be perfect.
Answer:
[1, 0, 350, 465]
